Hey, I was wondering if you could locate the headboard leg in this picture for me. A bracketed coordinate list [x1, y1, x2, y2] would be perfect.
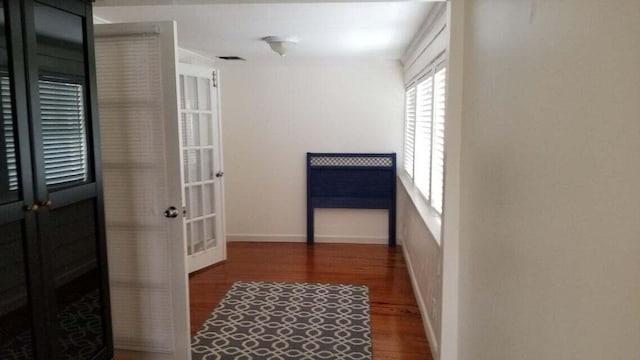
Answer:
[389, 207, 396, 247]
[307, 206, 314, 244]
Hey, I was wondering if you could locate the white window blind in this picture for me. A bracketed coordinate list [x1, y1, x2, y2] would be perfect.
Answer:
[1, 77, 17, 190]
[39, 79, 88, 187]
[414, 74, 433, 199]
[402, 57, 447, 217]
[403, 86, 416, 178]
[430, 66, 447, 214]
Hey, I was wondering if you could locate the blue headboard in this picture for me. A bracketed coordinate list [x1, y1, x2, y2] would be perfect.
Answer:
[306, 153, 396, 246]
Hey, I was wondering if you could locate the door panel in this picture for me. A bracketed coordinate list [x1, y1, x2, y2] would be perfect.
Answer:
[0, 220, 35, 359]
[23, 1, 109, 359]
[0, 1, 45, 358]
[1, 1, 111, 359]
[95, 22, 191, 360]
[48, 199, 104, 359]
[21, 1, 112, 359]
[179, 64, 225, 273]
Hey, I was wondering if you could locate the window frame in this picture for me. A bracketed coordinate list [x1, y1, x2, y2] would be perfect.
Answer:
[402, 52, 448, 227]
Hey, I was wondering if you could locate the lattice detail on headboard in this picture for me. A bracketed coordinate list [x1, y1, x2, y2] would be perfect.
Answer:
[309, 156, 393, 167]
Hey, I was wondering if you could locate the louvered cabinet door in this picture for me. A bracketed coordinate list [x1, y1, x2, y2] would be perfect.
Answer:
[22, 1, 113, 359]
[0, 1, 47, 358]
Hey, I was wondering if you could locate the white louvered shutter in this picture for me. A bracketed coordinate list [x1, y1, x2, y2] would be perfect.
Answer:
[95, 30, 180, 353]
[414, 74, 433, 199]
[403, 86, 416, 178]
[39, 79, 88, 187]
[1, 77, 17, 190]
[430, 66, 447, 214]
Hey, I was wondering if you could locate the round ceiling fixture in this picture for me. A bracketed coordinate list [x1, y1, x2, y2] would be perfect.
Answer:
[262, 36, 299, 57]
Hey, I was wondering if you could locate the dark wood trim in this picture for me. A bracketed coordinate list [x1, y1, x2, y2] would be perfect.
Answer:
[35, 0, 88, 15]
[37, 53, 85, 76]
[19, 2, 61, 357]
[21, 0, 45, 207]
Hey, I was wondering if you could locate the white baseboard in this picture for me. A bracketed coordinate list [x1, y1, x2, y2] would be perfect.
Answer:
[401, 243, 439, 359]
[227, 233, 402, 245]
[115, 349, 173, 360]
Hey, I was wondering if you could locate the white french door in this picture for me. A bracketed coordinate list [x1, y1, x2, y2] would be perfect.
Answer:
[95, 22, 191, 360]
[178, 64, 226, 273]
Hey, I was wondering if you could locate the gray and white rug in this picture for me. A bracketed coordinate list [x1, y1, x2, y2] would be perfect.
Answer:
[192, 281, 372, 360]
[0, 290, 103, 360]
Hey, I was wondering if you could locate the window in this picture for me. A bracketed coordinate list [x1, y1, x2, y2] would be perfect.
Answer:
[403, 60, 447, 215]
[414, 73, 433, 199]
[1, 76, 18, 193]
[1, 76, 89, 192]
[403, 86, 416, 178]
[39, 78, 89, 187]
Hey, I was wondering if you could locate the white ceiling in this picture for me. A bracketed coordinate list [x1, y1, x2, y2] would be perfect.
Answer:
[93, 2, 434, 62]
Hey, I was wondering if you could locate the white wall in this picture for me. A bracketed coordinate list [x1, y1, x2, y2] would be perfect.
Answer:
[457, 1, 640, 359]
[398, 185, 442, 354]
[219, 62, 404, 243]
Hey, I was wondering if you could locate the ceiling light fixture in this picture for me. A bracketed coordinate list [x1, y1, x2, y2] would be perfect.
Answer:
[262, 36, 299, 57]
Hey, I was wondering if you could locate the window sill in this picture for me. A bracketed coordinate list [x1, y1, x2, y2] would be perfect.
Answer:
[398, 172, 442, 245]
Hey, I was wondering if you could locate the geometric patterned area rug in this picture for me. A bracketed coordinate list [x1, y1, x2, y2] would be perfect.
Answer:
[191, 281, 372, 360]
[0, 290, 102, 360]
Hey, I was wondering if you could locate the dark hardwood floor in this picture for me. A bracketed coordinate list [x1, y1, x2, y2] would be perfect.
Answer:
[189, 242, 433, 359]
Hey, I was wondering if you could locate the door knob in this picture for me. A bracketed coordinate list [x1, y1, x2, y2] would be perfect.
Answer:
[25, 203, 39, 212]
[164, 206, 179, 218]
[215, 171, 224, 178]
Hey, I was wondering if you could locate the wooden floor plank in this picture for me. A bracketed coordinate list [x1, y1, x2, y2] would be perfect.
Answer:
[188, 242, 433, 359]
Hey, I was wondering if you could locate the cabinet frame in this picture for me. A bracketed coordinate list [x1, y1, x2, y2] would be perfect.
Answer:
[0, 0, 113, 359]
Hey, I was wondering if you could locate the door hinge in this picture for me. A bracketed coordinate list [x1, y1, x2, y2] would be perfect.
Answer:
[212, 70, 218, 88]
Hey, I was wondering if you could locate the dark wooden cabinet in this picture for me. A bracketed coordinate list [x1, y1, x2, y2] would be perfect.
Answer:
[0, 0, 113, 359]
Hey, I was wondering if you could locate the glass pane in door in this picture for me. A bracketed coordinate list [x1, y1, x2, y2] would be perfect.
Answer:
[192, 221, 204, 252]
[199, 113, 212, 146]
[181, 113, 199, 147]
[202, 150, 213, 181]
[197, 77, 211, 111]
[204, 217, 216, 248]
[185, 150, 201, 183]
[190, 185, 203, 218]
[184, 75, 198, 110]
[202, 184, 214, 215]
